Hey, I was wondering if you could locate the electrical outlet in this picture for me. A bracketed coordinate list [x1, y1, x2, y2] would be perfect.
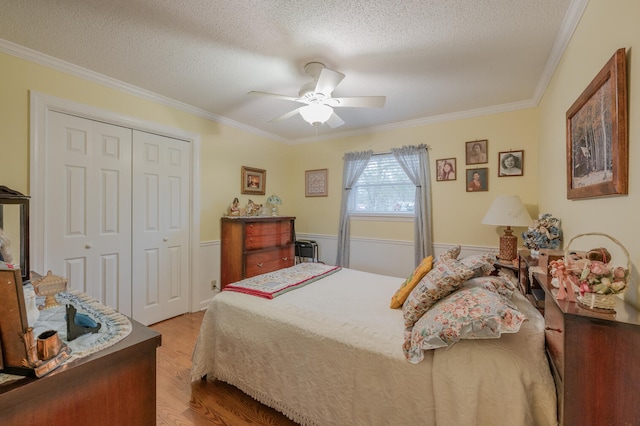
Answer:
[211, 280, 217, 291]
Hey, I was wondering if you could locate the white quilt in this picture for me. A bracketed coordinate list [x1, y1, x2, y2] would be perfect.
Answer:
[191, 268, 557, 426]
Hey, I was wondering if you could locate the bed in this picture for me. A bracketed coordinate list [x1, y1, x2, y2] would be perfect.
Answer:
[191, 259, 557, 426]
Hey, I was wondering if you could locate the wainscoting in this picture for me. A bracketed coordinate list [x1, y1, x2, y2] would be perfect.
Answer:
[196, 236, 496, 311]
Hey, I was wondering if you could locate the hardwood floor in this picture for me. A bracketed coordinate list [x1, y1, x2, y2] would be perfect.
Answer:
[151, 311, 298, 425]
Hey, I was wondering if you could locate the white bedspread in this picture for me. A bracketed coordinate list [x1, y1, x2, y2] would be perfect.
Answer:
[191, 268, 557, 426]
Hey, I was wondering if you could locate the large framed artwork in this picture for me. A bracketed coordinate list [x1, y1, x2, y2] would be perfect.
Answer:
[566, 48, 628, 200]
[241, 166, 266, 195]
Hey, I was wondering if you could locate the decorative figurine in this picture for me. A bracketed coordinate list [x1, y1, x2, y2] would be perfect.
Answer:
[228, 197, 240, 216]
[246, 199, 262, 216]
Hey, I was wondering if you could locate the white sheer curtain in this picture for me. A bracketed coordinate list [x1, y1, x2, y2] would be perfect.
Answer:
[335, 150, 373, 267]
[391, 144, 433, 266]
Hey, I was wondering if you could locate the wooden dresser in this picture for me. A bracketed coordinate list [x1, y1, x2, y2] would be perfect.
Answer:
[530, 269, 640, 425]
[0, 319, 160, 424]
[221, 216, 296, 288]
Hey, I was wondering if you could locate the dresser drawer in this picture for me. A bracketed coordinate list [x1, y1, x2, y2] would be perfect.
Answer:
[245, 246, 294, 277]
[245, 221, 292, 237]
[544, 294, 564, 382]
[245, 232, 293, 250]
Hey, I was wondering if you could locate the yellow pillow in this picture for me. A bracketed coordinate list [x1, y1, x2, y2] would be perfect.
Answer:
[390, 256, 434, 309]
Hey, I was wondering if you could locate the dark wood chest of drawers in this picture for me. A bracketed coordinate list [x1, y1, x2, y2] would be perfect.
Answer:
[533, 271, 640, 425]
[220, 216, 296, 288]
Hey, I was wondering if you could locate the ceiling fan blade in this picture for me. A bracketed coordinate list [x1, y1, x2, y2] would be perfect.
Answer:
[248, 91, 302, 103]
[329, 96, 386, 108]
[314, 67, 345, 96]
[269, 107, 303, 123]
[326, 112, 345, 128]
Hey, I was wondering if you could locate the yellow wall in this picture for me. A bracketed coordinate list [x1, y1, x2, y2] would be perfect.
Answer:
[1, 0, 638, 308]
[538, 0, 640, 307]
[291, 109, 539, 247]
[0, 50, 540, 249]
[0, 52, 292, 240]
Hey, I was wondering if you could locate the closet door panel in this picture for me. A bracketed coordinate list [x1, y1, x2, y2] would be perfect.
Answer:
[45, 112, 132, 315]
[132, 130, 190, 325]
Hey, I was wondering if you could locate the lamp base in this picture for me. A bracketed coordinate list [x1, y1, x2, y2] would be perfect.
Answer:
[499, 228, 518, 262]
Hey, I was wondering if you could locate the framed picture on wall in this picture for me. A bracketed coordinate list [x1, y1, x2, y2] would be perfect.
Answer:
[436, 158, 457, 181]
[466, 167, 488, 192]
[241, 166, 266, 195]
[305, 169, 328, 197]
[465, 140, 488, 165]
[566, 48, 628, 200]
[498, 151, 524, 177]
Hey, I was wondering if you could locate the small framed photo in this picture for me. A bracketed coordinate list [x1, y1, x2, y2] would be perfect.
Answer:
[465, 139, 488, 165]
[498, 151, 524, 177]
[305, 169, 328, 197]
[241, 166, 266, 195]
[436, 158, 456, 181]
[466, 167, 489, 192]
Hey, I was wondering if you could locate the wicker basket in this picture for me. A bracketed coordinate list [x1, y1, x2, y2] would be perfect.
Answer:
[564, 232, 630, 312]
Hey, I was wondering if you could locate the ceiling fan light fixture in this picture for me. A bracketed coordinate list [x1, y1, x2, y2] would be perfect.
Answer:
[299, 104, 333, 126]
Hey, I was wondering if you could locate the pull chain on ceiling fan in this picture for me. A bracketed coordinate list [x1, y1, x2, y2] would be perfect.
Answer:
[248, 62, 386, 129]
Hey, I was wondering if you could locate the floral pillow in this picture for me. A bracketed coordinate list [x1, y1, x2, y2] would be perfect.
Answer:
[459, 253, 497, 277]
[390, 256, 434, 309]
[435, 245, 461, 263]
[403, 285, 526, 364]
[401, 258, 474, 328]
[463, 275, 516, 299]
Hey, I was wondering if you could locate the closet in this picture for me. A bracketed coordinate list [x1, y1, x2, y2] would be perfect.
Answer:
[39, 110, 192, 325]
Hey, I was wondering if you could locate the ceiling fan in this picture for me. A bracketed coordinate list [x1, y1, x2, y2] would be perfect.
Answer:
[248, 62, 386, 128]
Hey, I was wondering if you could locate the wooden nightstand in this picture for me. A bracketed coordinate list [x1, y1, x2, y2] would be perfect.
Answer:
[518, 250, 545, 311]
[493, 259, 519, 278]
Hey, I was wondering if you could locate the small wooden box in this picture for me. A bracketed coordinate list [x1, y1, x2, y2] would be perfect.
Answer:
[538, 249, 564, 276]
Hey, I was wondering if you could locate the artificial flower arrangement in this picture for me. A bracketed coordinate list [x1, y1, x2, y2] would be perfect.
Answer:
[564, 255, 629, 296]
[550, 234, 630, 311]
[522, 213, 562, 250]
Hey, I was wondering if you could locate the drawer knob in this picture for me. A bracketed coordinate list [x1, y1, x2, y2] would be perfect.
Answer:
[545, 326, 562, 333]
[282, 257, 288, 261]
[257, 263, 263, 267]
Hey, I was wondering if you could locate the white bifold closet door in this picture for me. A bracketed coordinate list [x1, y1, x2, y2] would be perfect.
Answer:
[131, 130, 190, 325]
[44, 111, 190, 325]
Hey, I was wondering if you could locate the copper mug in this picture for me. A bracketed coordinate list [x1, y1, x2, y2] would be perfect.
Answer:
[37, 330, 62, 360]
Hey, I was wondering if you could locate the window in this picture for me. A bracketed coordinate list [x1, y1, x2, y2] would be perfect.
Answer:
[349, 153, 415, 214]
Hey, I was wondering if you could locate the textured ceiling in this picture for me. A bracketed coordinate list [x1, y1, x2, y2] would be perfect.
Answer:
[0, 0, 586, 143]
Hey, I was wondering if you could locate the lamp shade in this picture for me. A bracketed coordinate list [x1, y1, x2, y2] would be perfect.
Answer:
[481, 195, 532, 227]
[266, 194, 282, 205]
[482, 195, 532, 262]
[299, 104, 333, 126]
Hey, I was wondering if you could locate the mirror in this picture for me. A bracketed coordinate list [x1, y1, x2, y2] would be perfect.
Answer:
[0, 186, 30, 284]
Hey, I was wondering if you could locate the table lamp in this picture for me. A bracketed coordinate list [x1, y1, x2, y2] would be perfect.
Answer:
[266, 194, 282, 216]
[481, 195, 532, 262]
